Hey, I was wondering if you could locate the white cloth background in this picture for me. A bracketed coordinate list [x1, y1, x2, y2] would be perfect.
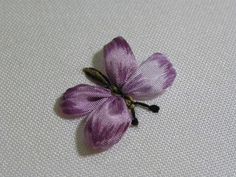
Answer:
[1, 0, 236, 176]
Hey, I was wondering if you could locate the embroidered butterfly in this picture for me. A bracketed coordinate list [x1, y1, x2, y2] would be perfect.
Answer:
[61, 37, 176, 150]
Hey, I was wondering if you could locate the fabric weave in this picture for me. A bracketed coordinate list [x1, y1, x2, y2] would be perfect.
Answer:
[1, 0, 236, 176]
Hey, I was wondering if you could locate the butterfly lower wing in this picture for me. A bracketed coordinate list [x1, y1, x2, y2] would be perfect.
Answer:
[61, 84, 112, 117]
[84, 96, 132, 150]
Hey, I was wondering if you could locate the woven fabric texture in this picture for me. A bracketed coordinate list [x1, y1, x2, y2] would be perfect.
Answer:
[1, 0, 236, 176]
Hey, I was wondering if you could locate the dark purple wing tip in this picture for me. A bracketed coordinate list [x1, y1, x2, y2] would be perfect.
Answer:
[104, 36, 133, 55]
[163, 68, 176, 89]
[150, 53, 177, 89]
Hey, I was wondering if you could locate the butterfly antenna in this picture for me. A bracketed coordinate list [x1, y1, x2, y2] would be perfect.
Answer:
[134, 102, 160, 113]
[131, 108, 138, 126]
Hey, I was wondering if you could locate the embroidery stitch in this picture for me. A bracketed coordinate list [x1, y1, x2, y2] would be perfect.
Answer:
[61, 36, 177, 150]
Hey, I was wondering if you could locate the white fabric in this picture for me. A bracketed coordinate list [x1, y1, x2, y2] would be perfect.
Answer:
[1, 0, 236, 176]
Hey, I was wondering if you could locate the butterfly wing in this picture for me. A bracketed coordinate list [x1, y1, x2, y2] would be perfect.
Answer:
[104, 36, 138, 87]
[61, 84, 112, 117]
[122, 53, 176, 100]
[84, 96, 131, 150]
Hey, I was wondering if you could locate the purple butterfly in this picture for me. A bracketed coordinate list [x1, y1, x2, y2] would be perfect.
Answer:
[61, 37, 176, 151]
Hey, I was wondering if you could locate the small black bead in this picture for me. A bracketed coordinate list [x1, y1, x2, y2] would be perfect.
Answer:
[149, 105, 160, 113]
[132, 118, 139, 126]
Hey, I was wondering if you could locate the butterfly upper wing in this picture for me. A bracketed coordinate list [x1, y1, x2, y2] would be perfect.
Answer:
[104, 36, 138, 88]
[84, 96, 132, 150]
[122, 53, 176, 101]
